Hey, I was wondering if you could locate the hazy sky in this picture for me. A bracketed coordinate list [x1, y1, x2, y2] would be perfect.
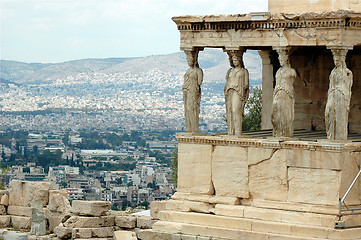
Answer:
[0, 0, 268, 63]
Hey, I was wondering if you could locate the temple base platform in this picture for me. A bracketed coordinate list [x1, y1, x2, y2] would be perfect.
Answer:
[142, 134, 361, 239]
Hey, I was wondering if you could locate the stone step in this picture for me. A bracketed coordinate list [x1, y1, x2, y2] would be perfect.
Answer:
[149, 221, 320, 240]
[157, 210, 361, 239]
[214, 204, 338, 228]
[162, 200, 340, 228]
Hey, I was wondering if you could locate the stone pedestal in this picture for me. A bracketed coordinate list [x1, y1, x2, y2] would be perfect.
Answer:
[144, 135, 361, 239]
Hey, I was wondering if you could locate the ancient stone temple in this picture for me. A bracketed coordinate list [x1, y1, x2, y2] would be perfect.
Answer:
[139, 0, 361, 239]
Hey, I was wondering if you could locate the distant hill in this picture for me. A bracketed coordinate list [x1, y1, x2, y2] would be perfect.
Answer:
[0, 49, 262, 85]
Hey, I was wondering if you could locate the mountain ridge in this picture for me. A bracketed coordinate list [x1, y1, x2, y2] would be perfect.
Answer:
[0, 49, 262, 84]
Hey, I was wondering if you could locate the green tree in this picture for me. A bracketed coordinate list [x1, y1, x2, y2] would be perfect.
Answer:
[1, 150, 6, 162]
[121, 200, 132, 211]
[138, 201, 150, 209]
[33, 145, 38, 155]
[60, 181, 67, 188]
[116, 178, 122, 185]
[9, 153, 15, 162]
[111, 202, 120, 211]
[243, 86, 262, 131]
[0, 167, 9, 190]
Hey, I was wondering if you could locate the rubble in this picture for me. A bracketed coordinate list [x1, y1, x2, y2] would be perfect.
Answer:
[0, 180, 157, 239]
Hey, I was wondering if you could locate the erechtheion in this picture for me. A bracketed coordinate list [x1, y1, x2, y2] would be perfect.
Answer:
[139, 0, 361, 239]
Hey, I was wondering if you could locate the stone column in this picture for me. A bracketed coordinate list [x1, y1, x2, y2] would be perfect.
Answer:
[325, 46, 353, 140]
[271, 47, 297, 137]
[224, 49, 249, 136]
[258, 50, 274, 130]
[182, 49, 203, 133]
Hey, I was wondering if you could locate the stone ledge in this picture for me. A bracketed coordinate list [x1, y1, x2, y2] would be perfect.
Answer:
[150, 221, 320, 240]
[176, 134, 361, 152]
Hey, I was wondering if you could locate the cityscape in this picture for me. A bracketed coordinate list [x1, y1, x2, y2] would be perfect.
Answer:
[0, 49, 262, 210]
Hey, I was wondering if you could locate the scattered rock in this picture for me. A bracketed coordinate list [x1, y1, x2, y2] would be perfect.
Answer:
[115, 215, 136, 229]
[1, 194, 9, 206]
[113, 230, 138, 240]
[71, 200, 111, 216]
[30, 203, 47, 236]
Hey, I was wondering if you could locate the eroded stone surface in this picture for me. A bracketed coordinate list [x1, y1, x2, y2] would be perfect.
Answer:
[224, 50, 249, 136]
[272, 47, 296, 138]
[287, 167, 340, 205]
[54, 225, 72, 239]
[9, 180, 51, 207]
[64, 215, 115, 228]
[177, 143, 213, 195]
[0, 216, 11, 228]
[71, 200, 111, 216]
[268, 0, 361, 13]
[48, 193, 70, 213]
[91, 227, 113, 237]
[183, 50, 203, 133]
[115, 215, 136, 228]
[325, 47, 353, 140]
[249, 149, 288, 201]
[8, 206, 32, 217]
[150, 201, 167, 219]
[11, 215, 31, 229]
[44, 209, 68, 233]
[212, 145, 249, 198]
[72, 228, 92, 239]
[137, 216, 156, 229]
[165, 199, 214, 214]
[1, 194, 9, 206]
[30, 205, 47, 236]
[114, 230, 138, 240]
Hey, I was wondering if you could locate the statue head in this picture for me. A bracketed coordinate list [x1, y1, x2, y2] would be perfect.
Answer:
[331, 49, 346, 68]
[278, 50, 289, 67]
[185, 50, 198, 68]
[231, 52, 244, 68]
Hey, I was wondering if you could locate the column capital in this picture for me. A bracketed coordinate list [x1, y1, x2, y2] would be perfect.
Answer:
[272, 46, 291, 52]
[326, 45, 353, 51]
[258, 50, 272, 65]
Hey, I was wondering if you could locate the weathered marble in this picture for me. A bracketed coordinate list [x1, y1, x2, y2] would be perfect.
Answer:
[30, 203, 47, 236]
[177, 143, 213, 195]
[272, 47, 297, 137]
[224, 50, 249, 136]
[269, 0, 361, 13]
[9, 180, 51, 207]
[114, 231, 138, 240]
[70, 200, 111, 216]
[183, 50, 203, 133]
[212, 145, 249, 198]
[325, 47, 353, 140]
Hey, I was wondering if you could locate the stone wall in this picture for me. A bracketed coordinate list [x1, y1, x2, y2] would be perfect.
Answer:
[268, 0, 361, 13]
[177, 135, 361, 213]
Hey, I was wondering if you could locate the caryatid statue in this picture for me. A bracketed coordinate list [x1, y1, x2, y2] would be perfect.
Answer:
[224, 50, 249, 136]
[183, 50, 203, 133]
[271, 47, 297, 137]
[325, 47, 353, 140]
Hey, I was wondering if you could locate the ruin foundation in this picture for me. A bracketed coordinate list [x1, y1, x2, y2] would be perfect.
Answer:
[141, 134, 361, 240]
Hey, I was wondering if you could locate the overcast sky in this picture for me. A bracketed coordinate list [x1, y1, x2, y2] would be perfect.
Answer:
[0, 0, 268, 63]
